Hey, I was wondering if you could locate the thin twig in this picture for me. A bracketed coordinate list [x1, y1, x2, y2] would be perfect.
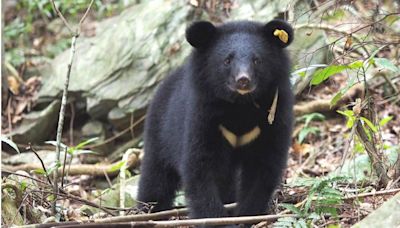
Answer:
[339, 117, 357, 169]
[344, 188, 400, 200]
[50, 1, 74, 35]
[30, 189, 115, 216]
[2, 170, 50, 186]
[7, 96, 13, 139]
[295, 12, 399, 67]
[61, 146, 68, 188]
[294, 23, 369, 56]
[78, 0, 95, 34]
[69, 102, 75, 145]
[28, 144, 53, 186]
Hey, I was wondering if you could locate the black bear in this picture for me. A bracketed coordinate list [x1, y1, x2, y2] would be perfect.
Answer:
[137, 19, 294, 225]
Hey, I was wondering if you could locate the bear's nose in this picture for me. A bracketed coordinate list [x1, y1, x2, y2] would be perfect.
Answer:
[236, 76, 251, 90]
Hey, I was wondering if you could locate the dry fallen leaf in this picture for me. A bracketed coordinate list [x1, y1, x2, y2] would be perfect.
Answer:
[344, 35, 353, 50]
[189, 0, 199, 7]
[7, 76, 20, 95]
[353, 98, 362, 115]
[292, 142, 312, 156]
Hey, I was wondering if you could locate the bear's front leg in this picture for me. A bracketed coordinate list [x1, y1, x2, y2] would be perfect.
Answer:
[181, 128, 237, 227]
[181, 138, 231, 215]
[182, 156, 240, 228]
[182, 161, 227, 218]
[237, 151, 286, 217]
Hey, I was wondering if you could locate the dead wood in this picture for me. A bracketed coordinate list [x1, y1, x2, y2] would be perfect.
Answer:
[2, 152, 140, 177]
[294, 84, 363, 116]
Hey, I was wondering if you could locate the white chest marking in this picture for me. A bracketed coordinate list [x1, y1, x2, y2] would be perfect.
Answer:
[218, 125, 261, 148]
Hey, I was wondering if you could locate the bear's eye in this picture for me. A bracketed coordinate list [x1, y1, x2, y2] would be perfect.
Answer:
[224, 58, 231, 65]
[253, 58, 261, 65]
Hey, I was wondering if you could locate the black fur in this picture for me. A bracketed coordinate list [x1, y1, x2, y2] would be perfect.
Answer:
[137, 20, 294, 227]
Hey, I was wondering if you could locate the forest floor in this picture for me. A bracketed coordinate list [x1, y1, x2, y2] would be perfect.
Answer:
[2, 1, 400, 227]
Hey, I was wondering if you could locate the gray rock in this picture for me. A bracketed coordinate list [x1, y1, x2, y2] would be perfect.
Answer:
[9, 100, 60, 144]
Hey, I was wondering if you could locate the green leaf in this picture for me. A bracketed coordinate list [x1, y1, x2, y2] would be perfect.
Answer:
[1, 136, 20, 153]
[72, 149, 98, 155]
[280, 203, 303, 215]
[291, 64, 327, 78]
[346, 116, 355, 129]
[296, 219, 308, 228]
[45, 140, 67, 150]
[307, 212, 321, 220]
[298, 71, 306, 77]
[321, 187, 342, 196]
[348, 60, 363, 69]
[298, 127, 320, 144]
[46, 161, 61, 175]
[337, 110, 356, 128]
[47, 194, 56, 202]
[108, 161, 124, 172]
[274, 217, 298, 227]
[330, 91, 343, 107]
[385, 15, 400, 25]
[317, 206, 338, 217]
[302, 113, 325, 126]
[337, 110, 354, 118]
[67, 137, 99, 154]
[75, 137, 99, 150]
[33, 168, 46, 175]
[360, 117, 378, 133]
[379, 116, 393, 126]
[311, 65, 348, 85]
[20, 181, 27, 191]
[374, 58, 399, 72]
[361, 123, 372, 141]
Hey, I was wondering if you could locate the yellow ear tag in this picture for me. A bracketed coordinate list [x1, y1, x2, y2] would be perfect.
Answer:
[273, 29, 289, 43]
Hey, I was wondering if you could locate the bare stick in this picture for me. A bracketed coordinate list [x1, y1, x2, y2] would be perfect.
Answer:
[78, 0, 95, 34]
[64, 214, 297, 227]
[344, 188, 400, 200]
[61, 146, 68, 188]
[18, 187, 400, 228]
[50, 0, 94, 215]
[2, 170, 50, 186]
[2, 152, 140, 177]
[29, 189, 115, 216]
[49, 1, 74, 35]
[18, 213, 296, 228]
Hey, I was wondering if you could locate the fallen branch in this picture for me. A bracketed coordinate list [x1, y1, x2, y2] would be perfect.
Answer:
[2, 152, 140, 177]
[344, 188, 400, 200]
[294, 99, 333, 116]
[19, 203, 236, 228]
[279, 188, 400, 215]
[18, 213, 297, 228]
[293, 84, 363, 116]
[18, 188, 400, 228]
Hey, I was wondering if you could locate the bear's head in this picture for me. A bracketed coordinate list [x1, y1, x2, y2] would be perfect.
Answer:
[186, 20, 293, 103]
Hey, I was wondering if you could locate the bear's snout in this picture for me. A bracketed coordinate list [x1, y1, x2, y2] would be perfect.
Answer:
[235, 73, 254, 95]
[236, 76, 250, 89]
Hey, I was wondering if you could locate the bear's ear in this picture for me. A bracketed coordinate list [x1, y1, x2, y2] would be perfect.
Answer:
[186, 21, 217, 48]
[264, 19, 294, 48]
